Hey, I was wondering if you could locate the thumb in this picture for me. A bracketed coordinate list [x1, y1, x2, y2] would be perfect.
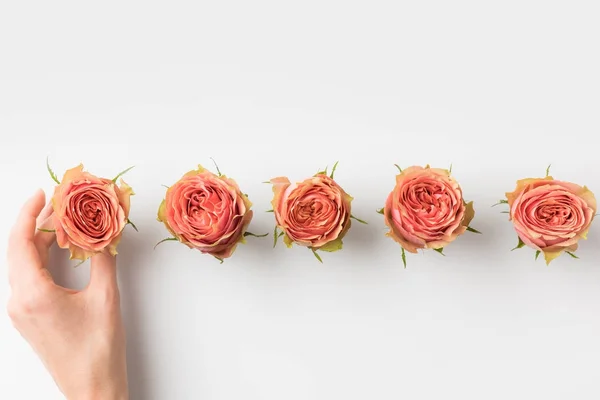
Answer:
[89, 252, 118, 292]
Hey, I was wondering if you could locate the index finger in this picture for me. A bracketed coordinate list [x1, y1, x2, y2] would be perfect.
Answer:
[7, 189, 48, 286]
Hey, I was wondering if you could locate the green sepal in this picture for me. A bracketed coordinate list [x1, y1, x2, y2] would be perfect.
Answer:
[214, 256, 224, 264]
[330, 161, 339, 179]
[511, 237, 526, 251]
[316, 166, 328, 176]
[376, 208, 384, 215]
[73, 258, 88, 268]
[433, 248, 445, 256]
[37, 228, 56, 233]
[311, 248, 323, 263]
[127, 218, 138, 232]
[466, 226, 481, 234]
[112, 166, 135, 183]
[565, 251, 579, 259]
[273, 226, 279, 248]
[210, 157, 222, 176]
[350, 215, 368, 224]
[401, 248, 407, 268]
[244, 231, 268, 238]
[535, 250, 541, 261]
[545, 164, 552, 177]
[46, 157, 60, 184]
[154, 237, 179, 250]
[394, 164, 402, 173]
[492, 200, 508, 207]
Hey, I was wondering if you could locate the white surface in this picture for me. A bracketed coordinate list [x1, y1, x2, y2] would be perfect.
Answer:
[1, 1, 600, 399]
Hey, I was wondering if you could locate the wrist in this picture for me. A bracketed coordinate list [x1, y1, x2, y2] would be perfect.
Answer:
[64, 381, 128, 400]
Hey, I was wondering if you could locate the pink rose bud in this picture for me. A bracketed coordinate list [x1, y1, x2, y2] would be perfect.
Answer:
[270, 163, 360, 262]
[381, 165, 476, 266]
[49, 163, 135, 261]
[157, 165, 257, 262]
[504, 171, 597, 264]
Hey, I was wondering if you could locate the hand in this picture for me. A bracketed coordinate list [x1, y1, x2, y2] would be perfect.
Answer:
[6, 189, 129, 400]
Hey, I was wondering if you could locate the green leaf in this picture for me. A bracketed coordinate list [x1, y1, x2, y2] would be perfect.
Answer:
[214, 256, 224, 264]
[350, 215, 368, 224]
[376, 208, 384, 215]
[273, 226, 279, 248]
[311, 248, 323, 263]
[511, 237, 526, 251]
[492, 200, 509, 207]
[154, 237, 178, 250]
[46, 157, 60, 184]
[112, 166, 135, 183]
[466, 226, 481, 234]
[535, 250, 541, 261]
[127, 218, 138, 232]
[565, 251, 579, 259]
[433, 248, 445, 256]
[401, 248, 407, 268]
[210, 157, 222, 176]
[244, 231, 268, 238]
[330, 161, 339, 179]
[318, 237, 343, 252]
[394, 164, 402, 173]
[37, 228, 55, 233]
[545, 164, 552, 177]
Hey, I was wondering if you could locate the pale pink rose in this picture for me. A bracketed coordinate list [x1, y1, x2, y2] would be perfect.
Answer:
[157, 165, 253, 260]
[506, 176, 596, 264]
[383, 165, 475, 254]
[270, 173, 353, 252]
[52, 165, 134, 261]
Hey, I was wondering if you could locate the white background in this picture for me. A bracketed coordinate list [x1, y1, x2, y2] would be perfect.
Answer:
[1, 1, 600, 399]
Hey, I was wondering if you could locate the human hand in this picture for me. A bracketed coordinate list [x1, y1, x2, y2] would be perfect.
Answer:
[6, 189, 129, 400]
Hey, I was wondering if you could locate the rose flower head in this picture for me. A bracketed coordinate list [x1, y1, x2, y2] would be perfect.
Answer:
[501, 166, 596, 265]
[269, 162, 365, 262]
[156, 163, 264, 263]
[45, 159, 135, 263]
[379, 165, 477, 267]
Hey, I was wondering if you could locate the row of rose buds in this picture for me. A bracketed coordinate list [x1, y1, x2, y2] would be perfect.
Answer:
[42, 159, 596, 267]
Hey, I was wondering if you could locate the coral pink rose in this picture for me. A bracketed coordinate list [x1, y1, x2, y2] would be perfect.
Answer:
[382, 165, 475, 263]
[51, 164, 134, 261]
[505, 176, 596, 264]
[157, 165, 255, 261]
[270, 168, 355, 261]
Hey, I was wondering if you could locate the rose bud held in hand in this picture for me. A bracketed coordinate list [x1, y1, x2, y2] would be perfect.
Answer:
[45, 159, 136, 263]
[499, 166, 596, 265]
[378, 165, 478, 267]
[156, 163, 265, 263]
[269, 162, 365, 262]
